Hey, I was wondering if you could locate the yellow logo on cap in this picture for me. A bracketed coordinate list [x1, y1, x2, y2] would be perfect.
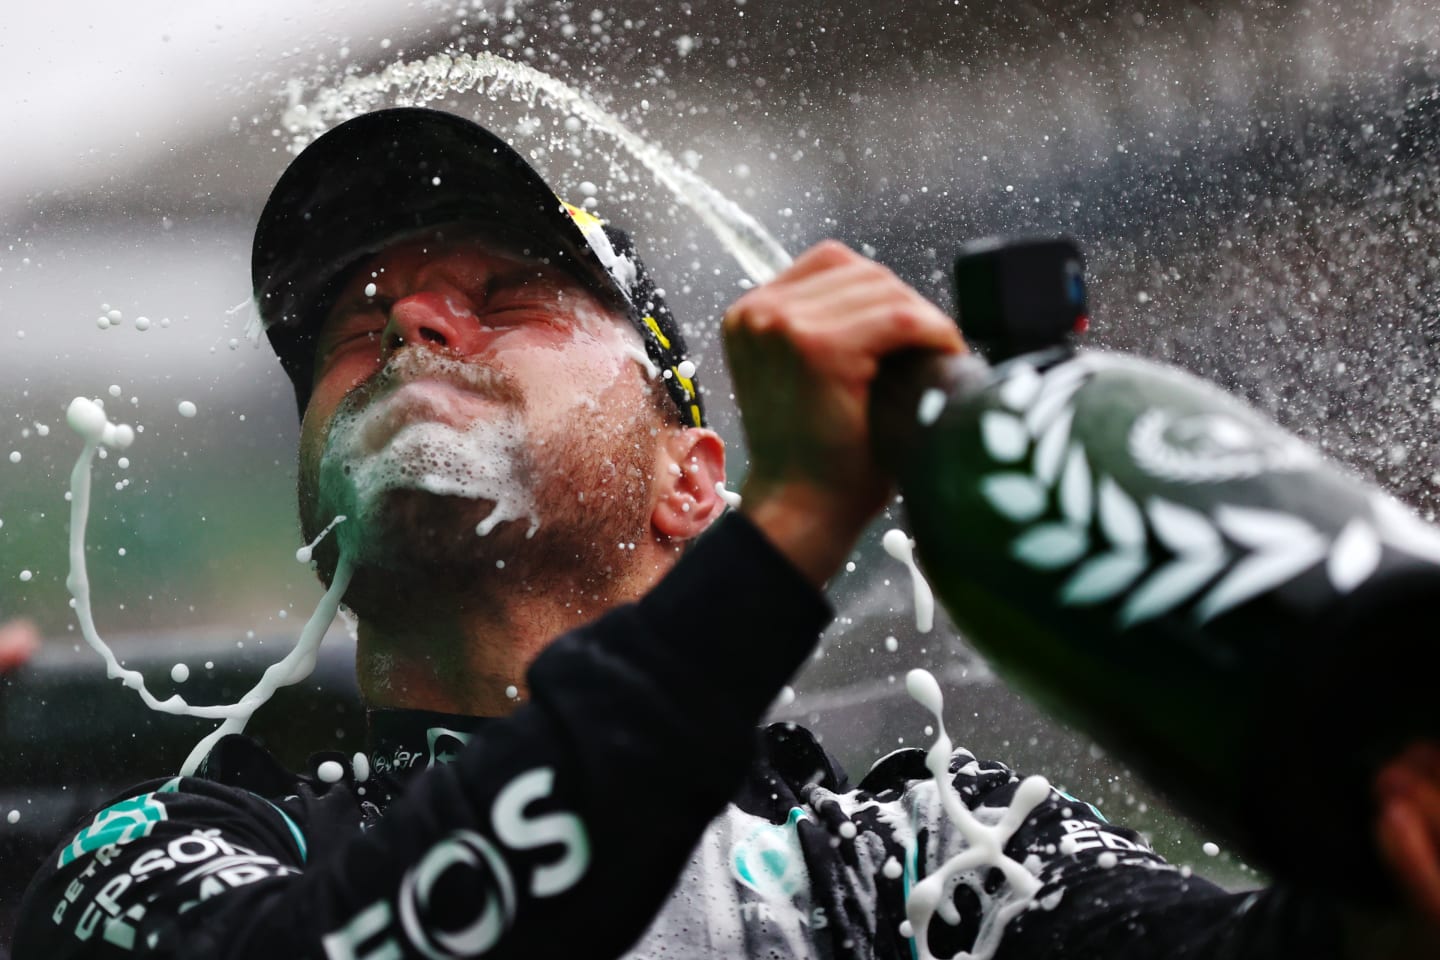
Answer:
[561, 201, 605, 233]
[642, 315, 672, 350]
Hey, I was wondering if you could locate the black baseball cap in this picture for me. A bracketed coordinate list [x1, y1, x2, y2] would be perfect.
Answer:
[251, 107, 704, 427]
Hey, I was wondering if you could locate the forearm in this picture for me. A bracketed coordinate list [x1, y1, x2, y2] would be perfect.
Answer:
[17, 512, 830, 960]
[740, 479, 875, 588]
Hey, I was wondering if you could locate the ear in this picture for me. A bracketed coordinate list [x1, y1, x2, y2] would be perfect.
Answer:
[652, 427, 727, 542]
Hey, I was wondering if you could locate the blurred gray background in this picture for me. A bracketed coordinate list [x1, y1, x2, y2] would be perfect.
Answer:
[5, 0, 1440, 944]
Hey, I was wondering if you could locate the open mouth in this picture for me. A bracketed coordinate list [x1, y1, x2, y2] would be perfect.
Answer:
[345, 349, 524, 454]
[357, 379, 502, 453]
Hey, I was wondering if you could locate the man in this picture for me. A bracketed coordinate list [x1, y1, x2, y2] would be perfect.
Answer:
[13, 108, 1440, 959]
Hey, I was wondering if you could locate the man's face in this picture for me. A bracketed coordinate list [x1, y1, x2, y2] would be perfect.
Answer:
[296, 229, 667, 605]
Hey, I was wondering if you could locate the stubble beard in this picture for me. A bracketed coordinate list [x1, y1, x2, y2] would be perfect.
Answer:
[298, 351, 660, 624]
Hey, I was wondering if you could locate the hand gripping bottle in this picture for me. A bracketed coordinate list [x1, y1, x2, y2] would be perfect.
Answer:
[871, 237, 1440, 896]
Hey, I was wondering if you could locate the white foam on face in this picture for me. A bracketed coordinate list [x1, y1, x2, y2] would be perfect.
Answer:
[622, 343, 660, 379]
[64, 396, 356, 776]
[318, 364, 541, 556]
[882, 529, 935, 633]
[903, 668, 1050, 960]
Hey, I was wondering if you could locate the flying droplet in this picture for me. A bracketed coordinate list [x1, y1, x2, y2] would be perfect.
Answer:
[917, 388, 947, 426]
[177, 401, 197, 418]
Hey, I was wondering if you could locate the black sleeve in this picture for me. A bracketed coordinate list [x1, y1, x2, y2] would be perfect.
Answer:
[14, 512, 831, 960]
[907, 752, 1349, 960]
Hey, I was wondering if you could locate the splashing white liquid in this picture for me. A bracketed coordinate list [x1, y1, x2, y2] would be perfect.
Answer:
[714, 481, 743, 510]
[296, 514, 348, 563]
[917, 388, 948, 426]
[284, 51, 792, 285]
[65, 397, 355, 776]
[882, 528, 935, 633]
[904, 668, 1049, 960]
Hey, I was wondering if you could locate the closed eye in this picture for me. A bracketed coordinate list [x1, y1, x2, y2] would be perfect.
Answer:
[318, 307, 388, 356]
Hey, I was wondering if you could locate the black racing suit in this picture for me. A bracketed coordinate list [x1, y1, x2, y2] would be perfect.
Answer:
[13, 513, 1347, 959]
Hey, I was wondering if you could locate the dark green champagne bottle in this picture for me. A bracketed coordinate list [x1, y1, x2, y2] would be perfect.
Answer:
[872, 239, 1440, 896]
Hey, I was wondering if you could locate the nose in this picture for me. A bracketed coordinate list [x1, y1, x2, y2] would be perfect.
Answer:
[381, 291, 479, 356]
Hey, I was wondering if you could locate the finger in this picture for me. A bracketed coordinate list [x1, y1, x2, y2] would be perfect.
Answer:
[724, 242, 878, 327]
[772, 302, 963, 386]
[724, 263, 887, 332]
[1378, 795, 1440, 927]
[802, 296, 966, 363]
[774, 239, 868, 283]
